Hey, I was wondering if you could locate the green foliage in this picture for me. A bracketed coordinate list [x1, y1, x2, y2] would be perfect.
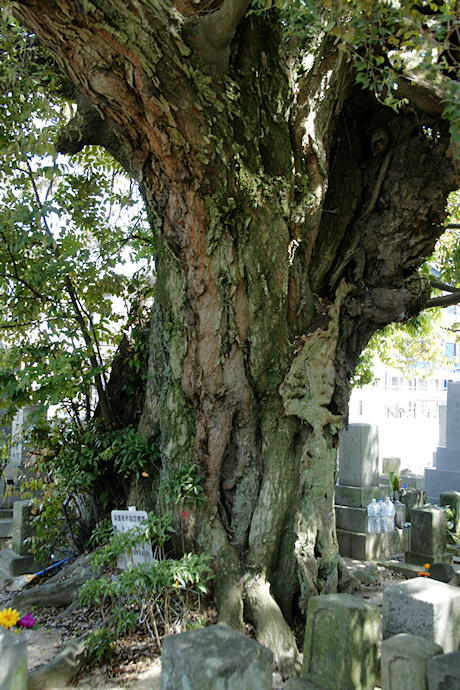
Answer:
[252, 0, 460, 136]
[431, 191, 460, 286]
[100, 427, 159, 479]
[80, 515, 213, 661]
[0, 17, 152, 424]
[164, 462, 206, 509]
[354, 308, 450, 386]
[18, 419, 161, 560]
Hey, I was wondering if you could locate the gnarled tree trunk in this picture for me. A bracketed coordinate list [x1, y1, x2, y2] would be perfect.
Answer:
[11, 0, 457, 672]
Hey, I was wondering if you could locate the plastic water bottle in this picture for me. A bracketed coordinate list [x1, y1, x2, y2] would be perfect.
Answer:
[378, 498, 387, 533]
[367, 498, 378, 533]
[393, 500, 405, 528]
[385, 497, 395, 532]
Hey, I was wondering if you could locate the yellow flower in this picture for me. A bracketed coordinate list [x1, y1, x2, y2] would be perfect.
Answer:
[424, 563, 431, 570]
[0, 608, 20, 629]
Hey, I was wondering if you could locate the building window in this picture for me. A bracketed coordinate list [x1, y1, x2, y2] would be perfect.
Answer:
[445, 342, 457, 359]
[385, 403, 401, 418]
[389, 376, 403, 391]
[417, 400, 429, 418]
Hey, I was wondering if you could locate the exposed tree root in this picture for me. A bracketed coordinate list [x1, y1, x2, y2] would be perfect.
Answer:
[211, 522, 245, 632]
[243, 572, 302, 677]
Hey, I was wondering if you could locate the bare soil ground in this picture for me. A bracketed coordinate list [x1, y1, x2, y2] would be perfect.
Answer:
[0, 557, 407, 688]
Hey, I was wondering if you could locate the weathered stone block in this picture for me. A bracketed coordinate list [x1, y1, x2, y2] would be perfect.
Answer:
[335, 506, 368, 532]
[382, 457, 401, 476]
[303, 593, 380, 690]
[12, 500, 35, 556]
[381, 633, 442, 690]
[435, 448, 460, 472]
[338, 424, 379, 488]
[0, 548, 42, 577]
[337, 527, 407, 561]
[439, 403, 447, 447]
[427, 650, 460, 690]
[425, 467, 460, 504]
[429, 562, 457, 584]
[445, 381, 460, 449]
[0, 629, 27, 690]
[335, 484, 382, 508]
[400, 489, 426, 515]
[382, 578, 460, 653]
[440, 490, 460, 533]
[284, 680, 313, 689]
[405, 551, 453, 566]
[0, 518, 13, 538]
[400, 474, 425, 491]
[410, 505, 447, 556]
[161, 625, 273, 690]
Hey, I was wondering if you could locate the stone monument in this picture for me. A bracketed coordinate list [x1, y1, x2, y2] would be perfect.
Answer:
[425, 381, 460, 503]
[335, 424, 407, 560]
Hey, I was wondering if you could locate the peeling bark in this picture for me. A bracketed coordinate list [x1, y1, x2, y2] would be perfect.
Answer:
[10, 0, 458, 672]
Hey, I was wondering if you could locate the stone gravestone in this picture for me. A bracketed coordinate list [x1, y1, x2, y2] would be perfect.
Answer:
[0, 500, 43, 579]
[382, 457, 401, 476]
[9, 406, 39, 467]
[400, 488, 426, 517]
[335, 424, 406, 560]
[406, 504, 451, 566]
[12, 500, 36, 556]
[440, 490, 460, 534]
[426, 650, 460, 690]
[426, 381, 460, 503]
[382, 578, 460, 654]
[303, 593, 380, 690]
[0, 629, 27, 690]
[161, 625, 273, 690]
[381, 633, 442, 690]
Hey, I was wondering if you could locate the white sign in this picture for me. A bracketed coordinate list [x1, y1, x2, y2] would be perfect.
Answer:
[111, 507, 154, 569]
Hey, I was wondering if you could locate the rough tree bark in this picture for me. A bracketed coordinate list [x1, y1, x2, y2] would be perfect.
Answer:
[10, 0, 457, 672]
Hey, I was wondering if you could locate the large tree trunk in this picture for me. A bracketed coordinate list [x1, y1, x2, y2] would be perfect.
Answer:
[12, 0, 457, 673]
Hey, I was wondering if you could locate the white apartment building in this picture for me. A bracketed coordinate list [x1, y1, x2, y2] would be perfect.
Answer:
[349, 304, 460, 474]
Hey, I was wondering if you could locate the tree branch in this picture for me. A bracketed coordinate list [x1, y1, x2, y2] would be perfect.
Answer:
[56, 92, 137, 179]
[430, 279, 460, 293]
[396, 73, 447, 116]
[426, 293, 460, 308]
[200, 0, 251, 50]
[23, 157, 114, 424]
[187, 0, 251, 73]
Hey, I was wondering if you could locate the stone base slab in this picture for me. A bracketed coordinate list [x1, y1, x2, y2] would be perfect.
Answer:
[405, 551, 453, 566]
[337, 527, 408, 561]
[400, 474, 425, 491]
[0, 548, 43, 577]
[382, 578, 460, 653]
[425, 467, 460, 504]
[161, 625, 273, 690]
[335, 506, 368, 533]
[435, 447, 460, 472]
[427, 650, 460, 689]
[0, 519, 13, 539]
[0, 567, 14, 589]
[335, 484, 383, 508]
